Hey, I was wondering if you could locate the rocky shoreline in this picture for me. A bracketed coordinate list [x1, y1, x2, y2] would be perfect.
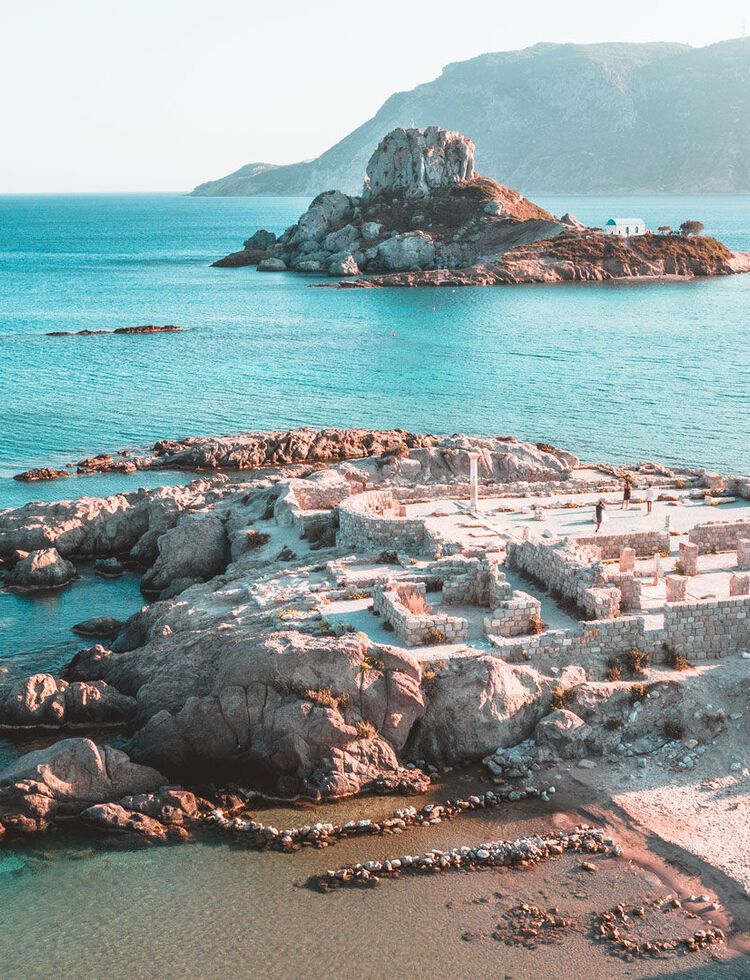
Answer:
[1, 420, 750, 970]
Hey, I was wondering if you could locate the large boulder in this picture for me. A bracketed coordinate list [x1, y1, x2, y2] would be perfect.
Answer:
[323, 223, 360, 254]
[363, 127, 475, 199]
[244, 229, 277, 250]
[375, 232, 435, 271]
[7, 548, 76, 590]
[534, 709, 590, 761]
[141, 512, 227, 597]
[124, 631, 425, 797]
[290, 191, 352, 245]
[408, 657, 585, 763]
[0, 738, 164, 833]
[257, 257, 287, 272]
[0, 673, 136, 727]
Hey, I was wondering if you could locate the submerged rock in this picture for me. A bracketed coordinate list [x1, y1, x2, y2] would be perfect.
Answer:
[71, 616, 124, 638]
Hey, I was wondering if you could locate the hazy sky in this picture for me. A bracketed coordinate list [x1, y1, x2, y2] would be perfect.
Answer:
[2, 0, 749, 192]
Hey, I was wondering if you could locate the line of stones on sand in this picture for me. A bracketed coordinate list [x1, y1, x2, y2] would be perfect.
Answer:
[309, 825, 617, 891]
[206, 786, 553, 852]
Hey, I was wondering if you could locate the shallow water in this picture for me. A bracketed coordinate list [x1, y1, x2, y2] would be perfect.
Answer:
[1, 193, 749, 476]
[0, 790, 742, 979]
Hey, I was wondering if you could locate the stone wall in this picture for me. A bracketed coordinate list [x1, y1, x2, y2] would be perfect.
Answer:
[425, 555, 512, 607]
[688, 519, 750, 554]
[372, 580, 469, 646]
[663, 595, 750, 660]
[574, 529, 670, 560]
[338, 490, 427, 555]
[604, 571, 642, 611]
[508, 537, 618, 620]
[484, 591, 542, 637]
[492, 615, 650, 678]
[274, 474, 350, 531]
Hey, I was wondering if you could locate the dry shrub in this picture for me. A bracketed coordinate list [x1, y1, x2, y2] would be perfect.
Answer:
[549, 686, 570, 711]
[630, 682, 648, 704]
[529, 613, 546, 635]
[665, 647, 691, 671]
[401, 591, 430, 615]
[304, 687, 348, 709]
[245, 529, 270, 550]
[663, 719, 684, 741]
[536, 442, 556, 454]
[360, 655, 384, 672]
[606, 660, 623, 682]
[422, 625, 446, 645]
[626, 649, 650, 675]
[354, 720, 377, 740]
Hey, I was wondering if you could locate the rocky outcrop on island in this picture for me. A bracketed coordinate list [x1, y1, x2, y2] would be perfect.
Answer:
[213, 128, 563, 279]
[213, 126, 749, 288]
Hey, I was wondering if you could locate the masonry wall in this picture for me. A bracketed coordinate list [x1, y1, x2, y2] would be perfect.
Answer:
[574, 529, 670, 560]
[372, 580, 469, 646]
[688, 519, 750, 555]
[663, 595, 750, 659]
[338, 490, 427, 554]
[508, 538, 618, 620]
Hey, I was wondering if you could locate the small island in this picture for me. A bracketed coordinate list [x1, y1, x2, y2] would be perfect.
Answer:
[213, 127, 750, 287]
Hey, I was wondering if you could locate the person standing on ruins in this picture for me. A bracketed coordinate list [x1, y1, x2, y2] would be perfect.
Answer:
[644, 483, 655, 515]
[621, 478, 632, 510]
[595, 498, 606, 532]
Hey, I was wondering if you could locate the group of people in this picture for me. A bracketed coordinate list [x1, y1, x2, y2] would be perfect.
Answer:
[594, 479, 655, 532]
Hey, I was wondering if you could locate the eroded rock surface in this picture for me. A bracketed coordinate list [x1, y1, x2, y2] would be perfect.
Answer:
[6, 548, 76, 590]
[0, 739, 164, 833]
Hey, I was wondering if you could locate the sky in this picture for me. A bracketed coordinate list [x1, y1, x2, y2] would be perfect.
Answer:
[2, 0, 749, 193]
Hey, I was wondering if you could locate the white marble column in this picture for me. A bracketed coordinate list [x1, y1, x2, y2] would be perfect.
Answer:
[468, 451, 480, 513]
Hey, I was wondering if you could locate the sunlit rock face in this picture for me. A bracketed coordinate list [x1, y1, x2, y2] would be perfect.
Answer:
[363, 127, 475, 199]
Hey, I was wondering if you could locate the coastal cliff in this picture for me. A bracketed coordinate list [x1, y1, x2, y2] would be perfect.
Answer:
[213, 126, 750, 288]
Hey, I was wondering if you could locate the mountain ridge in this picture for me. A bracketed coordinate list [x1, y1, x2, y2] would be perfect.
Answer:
[192, 38, 750, 196]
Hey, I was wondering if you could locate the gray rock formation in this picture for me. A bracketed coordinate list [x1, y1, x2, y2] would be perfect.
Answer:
[373, 231, 436, 272]
[0, 673, 136, 728]
[0, 738, 164, 833]
[140, 511, 228, 597]
[362, 127, 475, 199]
[408, 658, 585, 763]
[7, 548, 76, 590]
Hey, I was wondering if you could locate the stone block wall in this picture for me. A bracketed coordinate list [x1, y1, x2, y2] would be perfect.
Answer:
[338, 490, 427, 555]
[508, 538, 619, 620]
[737, 539, 750, 570]
[372, 580, 469, 646]
[678, 541, 698, 575]
[484, 590, 542, 637]
[274, 475, 351, 529]
[574, 529, 670, 560]
[730, 574, 750, 597]
[604, 571, 642, 611]
[689, 519, 750, 555]
[425, 555, 512, 608]
[493, 615, 650, 678]
[663, 595, 750, 660]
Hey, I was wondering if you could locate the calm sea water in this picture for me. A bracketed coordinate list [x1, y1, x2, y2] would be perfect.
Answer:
[1, 193, 750, 978]
[1, 193, 749, 487]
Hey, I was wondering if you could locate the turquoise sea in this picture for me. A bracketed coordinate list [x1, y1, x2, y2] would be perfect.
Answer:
[1, 192, 749, 491]
[1, 193, 750, 978]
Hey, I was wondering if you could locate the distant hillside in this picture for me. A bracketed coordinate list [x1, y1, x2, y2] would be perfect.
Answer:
[192, 38, 750, 196]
